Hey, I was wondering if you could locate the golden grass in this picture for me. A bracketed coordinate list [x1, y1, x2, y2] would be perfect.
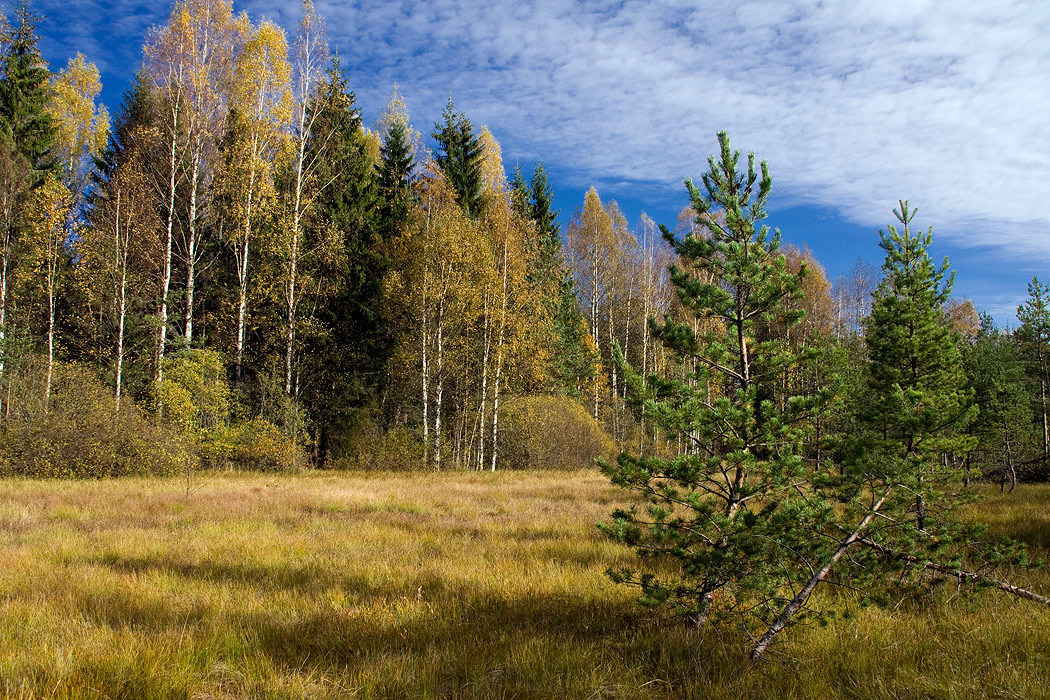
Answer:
[0, 471, 1047, 699]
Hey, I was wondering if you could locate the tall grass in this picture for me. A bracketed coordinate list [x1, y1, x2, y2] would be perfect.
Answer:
[0, 472, 1046, 698]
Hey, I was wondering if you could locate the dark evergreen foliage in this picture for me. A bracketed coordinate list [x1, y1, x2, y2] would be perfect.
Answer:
[431, 97, 482, 218]
[0, 0, 55, 183]
[299, 61, 387, 465]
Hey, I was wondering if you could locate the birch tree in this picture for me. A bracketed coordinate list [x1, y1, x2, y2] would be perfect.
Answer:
[224, 19, 290, 379]
[145, 0, 245, 358]
[279, 0, 328, 396]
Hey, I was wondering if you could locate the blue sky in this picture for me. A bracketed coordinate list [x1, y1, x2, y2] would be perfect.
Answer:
[24, 0, 1050, 324]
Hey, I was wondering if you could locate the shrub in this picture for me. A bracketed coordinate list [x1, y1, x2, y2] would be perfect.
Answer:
[202, 418, 306, 472]
[0, 360, 187, 478]
[335, 408, 424, 471]
[153, 349, 230, 437]
[497, 395, 616, 470]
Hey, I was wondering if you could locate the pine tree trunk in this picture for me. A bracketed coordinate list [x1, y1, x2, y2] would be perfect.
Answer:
[1039, 348, 1049, 466]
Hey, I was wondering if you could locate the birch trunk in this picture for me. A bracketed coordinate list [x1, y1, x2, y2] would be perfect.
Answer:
[434, 293, 444, 470]
[477, 293, 491, 470]
[184, 154, 202, 344]
[156, 101, 179, 383]
[591, 227, 600, 419]
[113, 189, 127, 407]
[491, 241, 508, 472]
[235, 153, 256, 380]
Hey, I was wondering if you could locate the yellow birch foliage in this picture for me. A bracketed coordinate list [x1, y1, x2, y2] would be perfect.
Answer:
[48, 54, 109, 199]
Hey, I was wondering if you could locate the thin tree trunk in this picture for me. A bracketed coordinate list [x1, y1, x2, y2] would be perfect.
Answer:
[750, 490, 891, 661]
[114, 189, 127, 408]
[1040, 351, 1049, 466]
[477, 292, 491, 470]
[285, 225, 298, 394]
[491, 241, 508, 472]
[45, 232, 58, 412]
[184, 154, 202, 345]
[434, 293, 444, 470]
[156, 108, 178, 383]
[592, 227, 599, 419]
[235, 140, 259, 380]
[0, 231, 9, 383]
[858, 538, 1050, 606]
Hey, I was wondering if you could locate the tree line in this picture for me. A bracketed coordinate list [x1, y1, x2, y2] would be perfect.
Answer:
[0, 0, 1047, 487]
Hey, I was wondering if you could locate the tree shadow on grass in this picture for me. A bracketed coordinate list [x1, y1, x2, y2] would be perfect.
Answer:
[84, 551, 672, 697]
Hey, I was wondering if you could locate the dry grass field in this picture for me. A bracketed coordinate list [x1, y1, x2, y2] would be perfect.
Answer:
[0, 470, 1047, 699]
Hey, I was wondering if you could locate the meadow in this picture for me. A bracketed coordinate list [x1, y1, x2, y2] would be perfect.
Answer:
[0, 470, 1047, 699]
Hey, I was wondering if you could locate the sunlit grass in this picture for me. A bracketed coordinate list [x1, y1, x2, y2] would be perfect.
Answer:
[0, 472, 1046, 698]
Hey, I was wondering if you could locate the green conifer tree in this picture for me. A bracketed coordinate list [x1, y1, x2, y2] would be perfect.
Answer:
[300, 61, 385, 464]
[0, 0, 56, 182]
[602, 131, 820, 634]
[375, 119, 414, 241]
[431, 97, 481, 218]
[750, 202, 1035, 660]
[966, 313, 1033, 490]
[1016, 277, 1050, 470]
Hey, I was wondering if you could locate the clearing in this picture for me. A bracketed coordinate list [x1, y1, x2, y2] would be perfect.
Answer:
[0, 471, 1047, 699]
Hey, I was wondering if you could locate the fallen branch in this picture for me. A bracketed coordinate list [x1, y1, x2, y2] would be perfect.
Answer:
[857, 538, 1050, 606]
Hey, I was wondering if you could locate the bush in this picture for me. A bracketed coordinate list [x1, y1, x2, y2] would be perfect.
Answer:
[153, 349, 230, 437]
[497, 395, 616, 470]
[0, 360, 187, 478]
[202, 418, 306, 472]
[335, 408, 424, 471]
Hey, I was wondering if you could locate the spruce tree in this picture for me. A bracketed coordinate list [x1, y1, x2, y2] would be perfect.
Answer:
[299, 61, 385, 464]
[602, 131, 820, 633]
[1016, 277, 1050, 471]
[431, 97, 481, 218]
[0, 0, 56, 182]
[508, 163, 530, 221]
[375, 118, 414, 242]
[529, 162, 559, 252]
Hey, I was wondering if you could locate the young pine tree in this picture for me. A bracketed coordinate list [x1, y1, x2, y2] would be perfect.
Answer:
[602, 131, 822, 634]
[1016, 277, 1050, 471]
[751, 202, 1043, 659]
[966, 313, 1033, 490]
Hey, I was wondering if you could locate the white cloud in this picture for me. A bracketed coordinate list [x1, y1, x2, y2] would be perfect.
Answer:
[35, 0, 1050, 263]
[237, 0, 1047, 261]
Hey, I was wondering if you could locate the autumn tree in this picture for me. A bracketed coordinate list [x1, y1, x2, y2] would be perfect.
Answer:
[221, 18, 290, 379]
[277, 0, 328, 397]
[144, 0, 246, 372]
